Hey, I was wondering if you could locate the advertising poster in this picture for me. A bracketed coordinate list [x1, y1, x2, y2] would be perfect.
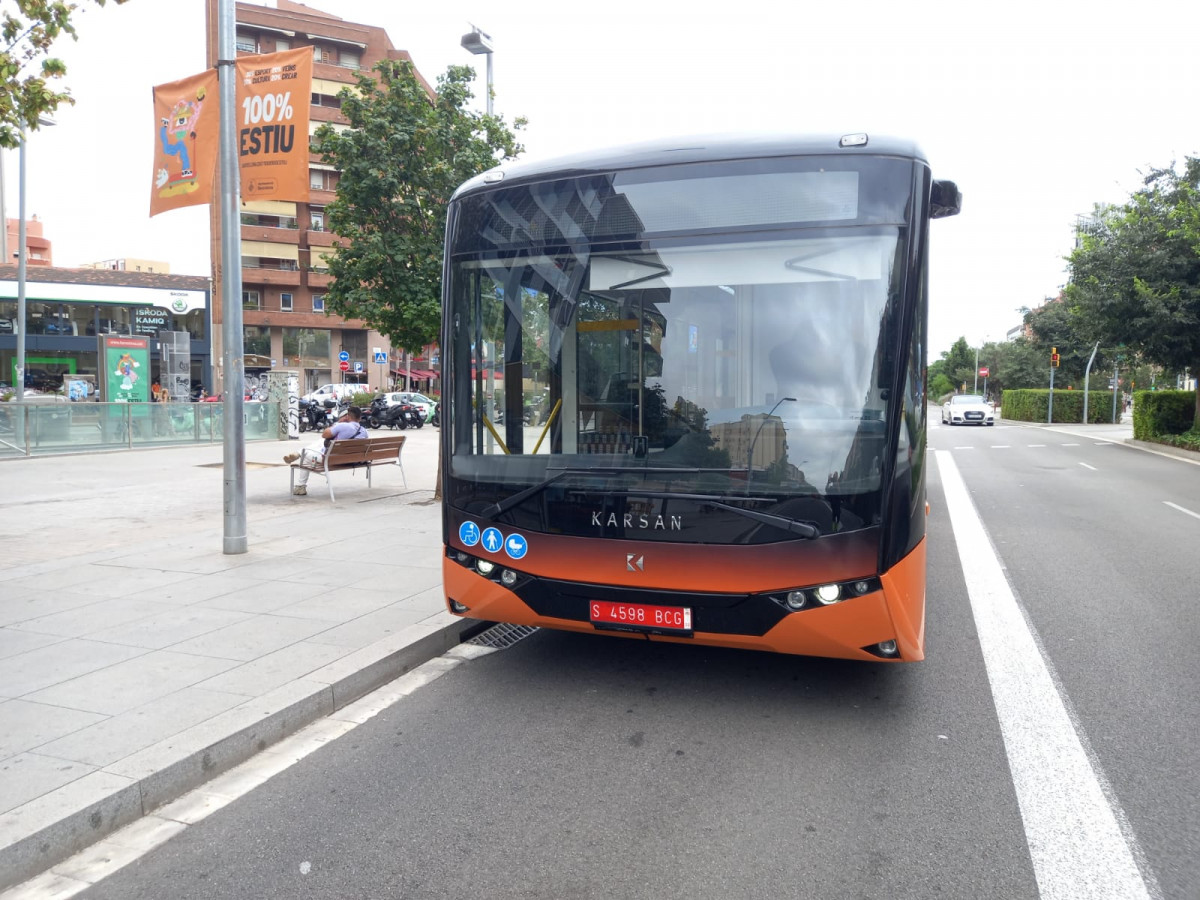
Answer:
[150, 69, 220, 217]
[102, 336, 151, 403]
[235, 46, 313, 202]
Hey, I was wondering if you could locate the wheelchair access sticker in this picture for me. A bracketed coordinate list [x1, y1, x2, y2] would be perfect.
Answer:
[458, 521, 480, 547]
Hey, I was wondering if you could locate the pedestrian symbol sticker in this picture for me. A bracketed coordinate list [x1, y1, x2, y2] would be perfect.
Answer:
[481, 527, 503, 554]
[459, 521, 480, 547]
[504, 533, 528, 560]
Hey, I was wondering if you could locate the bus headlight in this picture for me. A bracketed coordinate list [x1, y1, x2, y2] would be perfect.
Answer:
[500, 569, 518, 587]
[476, 559, 495, 576]
[785, 591, 806, 610]
[814, 584, 842, 605]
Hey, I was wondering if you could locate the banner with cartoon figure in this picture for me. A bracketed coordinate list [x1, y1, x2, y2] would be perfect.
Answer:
[235, 46, 312, 202]
[150, 69, 219, 217]
[101, 336, 151, 403]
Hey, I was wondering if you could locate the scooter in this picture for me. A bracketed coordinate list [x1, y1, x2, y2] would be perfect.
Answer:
[298, 398, 336, 433]
[375, 399, 423, 430]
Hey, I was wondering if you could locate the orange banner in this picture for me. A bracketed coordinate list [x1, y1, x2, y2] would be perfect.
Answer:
[149, 69, 219, 217]
[235, 46, 313, 202]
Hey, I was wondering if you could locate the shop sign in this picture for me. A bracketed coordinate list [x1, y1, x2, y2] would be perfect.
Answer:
[134, 307, 171, 336]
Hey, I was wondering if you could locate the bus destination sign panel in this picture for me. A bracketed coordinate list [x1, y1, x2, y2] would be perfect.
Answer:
[590, 600, 692, 634]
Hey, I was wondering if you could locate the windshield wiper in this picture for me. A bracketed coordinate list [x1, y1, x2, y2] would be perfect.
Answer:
[477, 466, 704, 520]
[619, 491, 821, 539]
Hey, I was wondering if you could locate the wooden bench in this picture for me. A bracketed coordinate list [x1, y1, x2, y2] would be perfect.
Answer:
[288, 434, 406, 502]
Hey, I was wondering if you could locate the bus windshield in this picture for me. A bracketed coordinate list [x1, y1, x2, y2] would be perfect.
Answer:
[445, 156, 915, 542]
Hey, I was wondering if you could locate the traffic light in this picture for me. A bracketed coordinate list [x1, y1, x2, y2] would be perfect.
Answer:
[1051, 347, 1060, 368]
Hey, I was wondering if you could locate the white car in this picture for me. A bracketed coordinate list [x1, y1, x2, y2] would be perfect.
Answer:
[302, 383, 362, 405]
[941, 394, 994, 426]
[380, 391, 436, 421]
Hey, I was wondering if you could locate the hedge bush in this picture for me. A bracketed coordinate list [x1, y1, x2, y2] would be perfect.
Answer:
[351, 392, 375, 408]
[1132, 390, 1197, 442]
[1000, 389, 1119, 424]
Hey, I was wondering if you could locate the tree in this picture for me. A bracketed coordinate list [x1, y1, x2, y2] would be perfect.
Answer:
[1065, 157, 1200, 425]
[1, 0, 126, 148]
[311, 60, 524, 354]
[933, 337, 977, 392]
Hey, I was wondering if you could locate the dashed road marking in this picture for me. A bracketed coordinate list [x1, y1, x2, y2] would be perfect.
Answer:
[1164, 501, 1200, 521]
[1079, 462, 1097, 471]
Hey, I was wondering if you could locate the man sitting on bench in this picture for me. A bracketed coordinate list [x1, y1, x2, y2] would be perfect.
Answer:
[284, 405, 368, 495]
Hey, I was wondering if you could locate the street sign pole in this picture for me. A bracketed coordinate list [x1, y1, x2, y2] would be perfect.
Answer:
[1048, 365, 1055, 423]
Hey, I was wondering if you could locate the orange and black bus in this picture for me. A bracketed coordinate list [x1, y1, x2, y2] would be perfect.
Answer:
[440, 133, 960, 661]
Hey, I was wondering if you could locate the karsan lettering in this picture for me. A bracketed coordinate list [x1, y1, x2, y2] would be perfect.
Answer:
[591, 511, 682, 531]
[240, 124, 294, 156]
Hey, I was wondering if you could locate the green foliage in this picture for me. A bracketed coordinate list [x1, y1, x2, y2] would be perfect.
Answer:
[1001, 389, 1119, 423]
[311, 60, 524, 353]
[937, 337, 976, 390]
[350, 392, 374, 408]
[1065, 158, 1200, 427]
[928, 372, 955, 399]
[1131, 390, 1195, 440]
[1, 0, 126, 148]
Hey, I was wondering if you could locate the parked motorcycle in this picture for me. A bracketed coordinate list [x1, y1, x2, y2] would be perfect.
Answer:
[374, 398, 423, 430]
[298, 398, 336, 433]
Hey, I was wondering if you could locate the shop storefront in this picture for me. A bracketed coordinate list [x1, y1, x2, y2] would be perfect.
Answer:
[0, 267, 211, 396]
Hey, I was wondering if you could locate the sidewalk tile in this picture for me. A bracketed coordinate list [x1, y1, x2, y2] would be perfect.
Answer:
[165, 614, 335, 662]
[196, 579, 335, 615]
[0, 591, 104, 629]
[24, 650, 241, 716]
[7, 598, 181, 640]
[0, 640, 147, 698]
[304, 593, 443, 648]
[0, 629, 64, 662]
[0, 701, 107, 761]
[196, 641, 353, 696]
[34, 687, 250, 767]
[84, 606, 254, 650]
[0, 754, 97, 816]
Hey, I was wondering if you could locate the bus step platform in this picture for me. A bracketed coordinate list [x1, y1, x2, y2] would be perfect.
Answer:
[464, 622, 540, 651]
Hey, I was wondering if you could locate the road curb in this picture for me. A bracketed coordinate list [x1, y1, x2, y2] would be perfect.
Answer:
[0, 614, 475, 892]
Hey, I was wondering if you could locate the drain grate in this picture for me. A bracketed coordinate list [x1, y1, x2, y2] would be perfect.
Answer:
[465, 622, 539, 650]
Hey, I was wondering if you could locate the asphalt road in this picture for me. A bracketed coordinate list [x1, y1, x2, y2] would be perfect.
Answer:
[68, 418, 1198, 900]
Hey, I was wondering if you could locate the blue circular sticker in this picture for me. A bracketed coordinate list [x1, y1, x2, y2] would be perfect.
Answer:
[458, 520, 480, 547]
[480, 527, 504, 555]
[504, 533, 528, 560]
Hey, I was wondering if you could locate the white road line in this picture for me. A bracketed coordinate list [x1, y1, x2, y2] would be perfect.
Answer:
[991, 445, 1011, 449]
[1028, 444, 1046, 448]
[1164, 501, 1200, 521]
[1063, 443, 1080, 447]
[1079, 462, 1097, 471]
[936, 451, 1158, 900]
[954, 446, 974, 450]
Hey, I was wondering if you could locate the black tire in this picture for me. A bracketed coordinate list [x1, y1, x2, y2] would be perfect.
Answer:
[299, 419, 308, 433]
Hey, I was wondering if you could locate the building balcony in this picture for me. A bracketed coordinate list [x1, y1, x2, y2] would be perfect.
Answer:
[310, 106, 350, 126]
[240, 224, 301, 244]
[308, 188, 336, 205]
[306, 269, 333, 289]
[305, 228, 337, 248]
[241, 266, 301, 287]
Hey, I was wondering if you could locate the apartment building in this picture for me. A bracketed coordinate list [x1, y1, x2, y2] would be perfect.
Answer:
[204, 0, 435, 396]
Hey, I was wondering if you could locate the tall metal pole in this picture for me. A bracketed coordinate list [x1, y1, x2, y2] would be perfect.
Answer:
[1082, 341, 1099, 423]
[1111, 362, 1119, 424]
[218, 0, 247, 553]
[973, 344, 979, 393]
[15, 137, 28, 400]
[1048, 365, 1055, 424]
[485, 50, 493, 116]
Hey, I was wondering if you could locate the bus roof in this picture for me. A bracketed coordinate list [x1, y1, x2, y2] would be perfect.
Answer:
[452, 132, 929, 200]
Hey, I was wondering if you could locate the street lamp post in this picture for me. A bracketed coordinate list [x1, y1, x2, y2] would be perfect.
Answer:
[15, 118, 55, 402]
[460, 25, 494, 116]
[747, 397, 796, 487]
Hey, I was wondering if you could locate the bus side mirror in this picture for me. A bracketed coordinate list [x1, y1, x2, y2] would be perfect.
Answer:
[930, 180, 962, 218]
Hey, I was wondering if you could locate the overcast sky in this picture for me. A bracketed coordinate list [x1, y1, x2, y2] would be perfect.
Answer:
[4, 0, 1198, 357]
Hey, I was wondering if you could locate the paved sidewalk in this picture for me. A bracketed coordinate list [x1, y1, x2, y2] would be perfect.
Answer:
[0, 425, 469, 890]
